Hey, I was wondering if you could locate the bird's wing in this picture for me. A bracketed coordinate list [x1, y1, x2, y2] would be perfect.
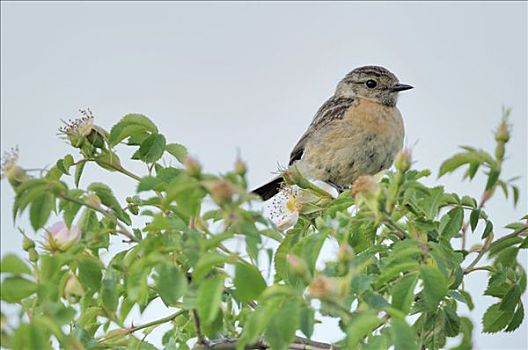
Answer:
[288, 96, 355, 165]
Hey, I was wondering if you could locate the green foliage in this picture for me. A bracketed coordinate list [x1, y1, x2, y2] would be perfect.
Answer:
[0, 110, 526, 350]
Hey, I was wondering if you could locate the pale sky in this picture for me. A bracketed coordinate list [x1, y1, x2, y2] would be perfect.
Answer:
[1, 2, 527, 349]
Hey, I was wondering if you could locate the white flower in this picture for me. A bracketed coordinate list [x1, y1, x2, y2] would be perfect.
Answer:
[45, 222, 82, 252]
[267, 179, 337, 231]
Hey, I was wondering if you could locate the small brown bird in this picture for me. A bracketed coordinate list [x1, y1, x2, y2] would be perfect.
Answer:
[253, 66, 412, 200]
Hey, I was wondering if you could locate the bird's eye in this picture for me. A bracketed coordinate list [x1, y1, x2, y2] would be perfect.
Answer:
[365, 80, 377, 88]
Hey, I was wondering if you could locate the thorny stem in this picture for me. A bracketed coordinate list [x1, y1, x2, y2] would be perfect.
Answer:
[98, 310, 186, 344]
[192, 336, 340, 350]
[90, 158, 142, 181]
[58, 193, 138, 243]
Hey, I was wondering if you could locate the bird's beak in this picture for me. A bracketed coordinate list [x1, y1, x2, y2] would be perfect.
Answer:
[391, 83, 414, 92]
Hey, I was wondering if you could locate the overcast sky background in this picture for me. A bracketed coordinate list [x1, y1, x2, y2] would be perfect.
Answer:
[1, 2, 527, 349]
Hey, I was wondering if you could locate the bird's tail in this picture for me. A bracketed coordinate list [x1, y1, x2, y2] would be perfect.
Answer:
[252, 176, 283, 200]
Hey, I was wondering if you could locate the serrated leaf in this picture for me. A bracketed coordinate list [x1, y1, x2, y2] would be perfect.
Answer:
[0, 254, 32, 275]
[101, 270, 118, 313]
[482, 302, 512, 333]
[265, 300, 300, 350]
[390, 318, 418, 350]
[234, 262, 267, 303]
[346, 312, 383, 348]
[391, 272, 418, 314]
[137, 176, 163, 192]
[156, 262, 187, 306]
[499, 285, 521, 313]
[87, 182, 131, 225]
[109, 114, 158, 146]
[441, 206, 464, 239]
[196, 276, 224, 325]
[420, 265, 448, 311]
[505, 302, 524, 332]
[438, 153, 475, 177]
[78, 257, 102, 292]
[30, 192, 54, 230]
[0, 276, 37, 303]
[138, 133, 166, 163]
[444, 304, 461, 337]
[165, 143, 188, 164]
[299, 305, 315, 339]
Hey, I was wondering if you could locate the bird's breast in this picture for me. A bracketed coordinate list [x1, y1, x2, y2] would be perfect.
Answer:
[300, 98, 405, 185]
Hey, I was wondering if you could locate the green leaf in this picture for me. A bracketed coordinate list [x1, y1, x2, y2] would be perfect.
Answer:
[420, 265, 448, 311]
[391, 272, 418, 314]
[482, 220, 493, 239]
[74, 161, 86, 188]
[87, 182, 131, 225]
[29, 192, 54, 230]
[346, 312, 383, 348]
[109, 114, 158, 146]
[1, 276, 37, 303]
[265, 300, 300, 350]
[156, 262, 187, 306]
[13, 323, 51, 350]
[505, 302, 524, 332]
[165, 143, 188, 164]
[390, 318, 418, 350]
[101, 270, 118, 313]
[438, 153, 475, 177]
[196, 276, 224, 325]
[469, 208, 481, 232]
[444, 304, 461, 337]
[485, 168, 500, 191]
[1, 254, 32, 275]
[482, 302, 512, 333]
[137, 176, 163, 192]
[138, 133, 166, 163]
[78, 257, 102, 292]
[299, 305, 315, 339]
[440, 206, 464, 239]
[234, 262, 267, 303]
[499, 285, 521, 313]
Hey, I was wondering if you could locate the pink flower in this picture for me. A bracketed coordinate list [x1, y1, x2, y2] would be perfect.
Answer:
[45, 222, 81, 252]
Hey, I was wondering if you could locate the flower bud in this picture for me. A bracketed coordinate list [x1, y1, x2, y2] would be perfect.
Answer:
[337, 243, 353, 263]
[85, 193, 102, 209]
[394, 148, 412, 173]
[282, 166, 312, 189]
[351, 175, 379, 199]
[1, 147, 27, 188]
[59, 109, 102, 149]
[208, 179, 235, 204]
[44, 222, 81, 252]
[184, 157, 202, 177]
[495, 119, 510, 143]
[28, 248, 39, 262]
[308, 276, 337, 299]
[62, 274, 84, 302]
[287, 254, 308, 276]
[22, 236, 36, 251]
[234, 158, 247, 176]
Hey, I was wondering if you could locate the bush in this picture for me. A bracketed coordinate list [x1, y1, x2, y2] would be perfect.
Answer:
[0, 108, 525, 349]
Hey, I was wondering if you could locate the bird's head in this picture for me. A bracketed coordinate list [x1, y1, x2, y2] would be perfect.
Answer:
[335, 66, 413, 106]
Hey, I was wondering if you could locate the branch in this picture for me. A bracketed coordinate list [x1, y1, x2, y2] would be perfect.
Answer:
[192, 336, 340, 350]
[98, 310, 186, 344]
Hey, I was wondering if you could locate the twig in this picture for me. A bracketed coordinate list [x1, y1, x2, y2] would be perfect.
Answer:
[98, 310, 186, 344]
[193, 309, 207, 344]
[463, 233, 493, 274]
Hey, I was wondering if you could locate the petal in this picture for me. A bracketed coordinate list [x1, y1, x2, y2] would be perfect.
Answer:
[276, 211, 299, 231]
[311, 180, 339, 198]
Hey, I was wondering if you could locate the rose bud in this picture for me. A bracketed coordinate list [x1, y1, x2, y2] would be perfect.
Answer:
[62, 274, 84, 302]
[394, 148, 412, 173]
[308, 276, 337, 299]
[184, 156, 202, 178]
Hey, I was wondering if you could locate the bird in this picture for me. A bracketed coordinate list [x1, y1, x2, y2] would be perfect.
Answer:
[252, 65, 412, 200]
